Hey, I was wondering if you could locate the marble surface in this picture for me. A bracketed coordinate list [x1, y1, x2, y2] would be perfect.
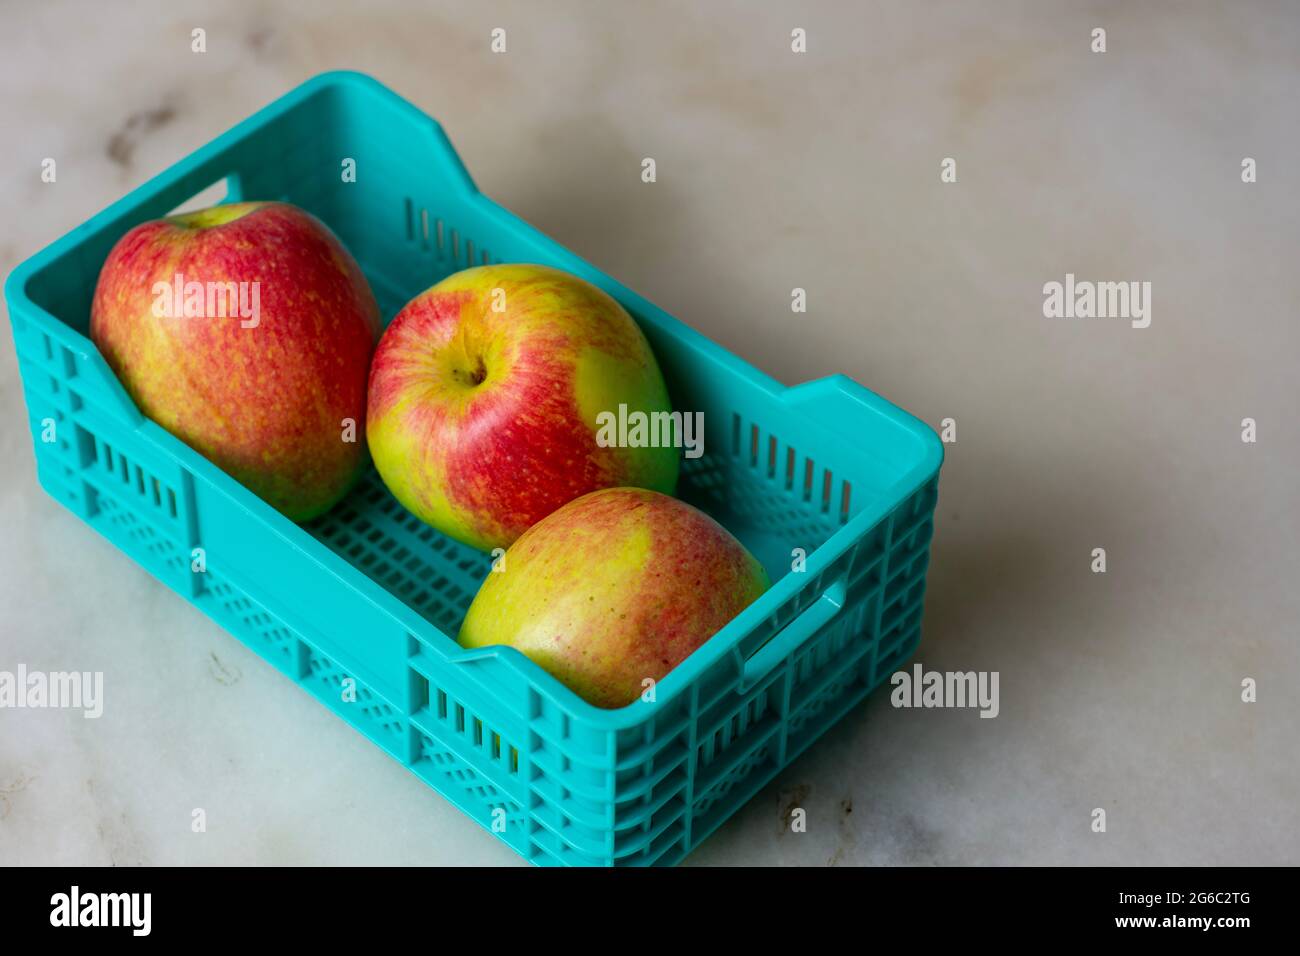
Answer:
[2, 0, 1297, 866]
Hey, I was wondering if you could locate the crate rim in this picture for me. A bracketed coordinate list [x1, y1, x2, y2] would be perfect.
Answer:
[3, 69, 943, 734]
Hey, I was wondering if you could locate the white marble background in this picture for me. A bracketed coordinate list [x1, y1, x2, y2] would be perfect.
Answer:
[1, 0, 1297, 866]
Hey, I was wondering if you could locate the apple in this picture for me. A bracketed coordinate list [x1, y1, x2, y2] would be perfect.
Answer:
[459, 487, 770, 709]
[90, 201, 381, 520]
[366, 264, 679, 552]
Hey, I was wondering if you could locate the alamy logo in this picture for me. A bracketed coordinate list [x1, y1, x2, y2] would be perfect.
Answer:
[50, 886, 151, 936]
[152, 272, 261, 328]
[1042, 273, 1151, 329]
[595, 404, 704, 459]
[890, 664, 999, 718]
[0, 665, 103, 718]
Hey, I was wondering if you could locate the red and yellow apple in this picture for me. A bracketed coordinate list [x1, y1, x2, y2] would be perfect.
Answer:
[90, 201, 381, 520]
[459, 488, 770, 709]
[366, 264, 678, 552]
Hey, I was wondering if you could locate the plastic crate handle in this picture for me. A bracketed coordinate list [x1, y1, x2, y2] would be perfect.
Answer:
[740, 578, 848, 690]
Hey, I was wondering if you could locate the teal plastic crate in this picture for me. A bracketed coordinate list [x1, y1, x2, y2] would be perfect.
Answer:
[4, 72, 942, 866]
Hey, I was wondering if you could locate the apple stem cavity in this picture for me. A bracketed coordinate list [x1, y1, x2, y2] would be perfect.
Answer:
[453, 356, 488, 388]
